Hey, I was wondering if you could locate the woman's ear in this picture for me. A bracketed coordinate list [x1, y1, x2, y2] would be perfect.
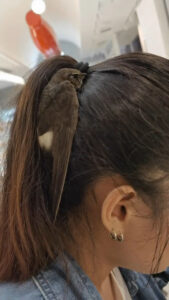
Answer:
[101, 185, 137, 234]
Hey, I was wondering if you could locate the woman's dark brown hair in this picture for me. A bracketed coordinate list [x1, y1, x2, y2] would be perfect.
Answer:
[1, 52, 169, 282]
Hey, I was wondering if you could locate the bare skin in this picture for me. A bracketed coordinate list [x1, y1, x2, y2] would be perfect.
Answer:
[64, 175, 169, 299]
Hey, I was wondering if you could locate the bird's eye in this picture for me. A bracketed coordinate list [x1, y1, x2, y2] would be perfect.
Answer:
[73, 74, 79, 79]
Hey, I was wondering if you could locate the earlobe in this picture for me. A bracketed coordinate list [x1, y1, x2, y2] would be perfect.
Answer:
[101, 185, 136, 234]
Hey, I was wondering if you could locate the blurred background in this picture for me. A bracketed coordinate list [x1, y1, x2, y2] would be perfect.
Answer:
[1, 0, 169, 173]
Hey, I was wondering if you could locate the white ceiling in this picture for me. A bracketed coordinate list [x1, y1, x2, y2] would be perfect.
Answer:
[80, 0, 140, 58]
[0, 0, 140, 74]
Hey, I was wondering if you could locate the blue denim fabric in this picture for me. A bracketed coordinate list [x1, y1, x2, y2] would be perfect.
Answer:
[120, 267, 169, 300]
[0, 254, 168, 299]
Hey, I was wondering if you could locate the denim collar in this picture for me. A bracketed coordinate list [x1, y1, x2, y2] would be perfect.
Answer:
[120, 267, 169, 299]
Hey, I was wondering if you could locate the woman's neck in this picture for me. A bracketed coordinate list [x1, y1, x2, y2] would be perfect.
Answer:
[63, 224, 116, 298]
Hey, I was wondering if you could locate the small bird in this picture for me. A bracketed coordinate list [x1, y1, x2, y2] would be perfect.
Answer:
[37, 68, 86, 220]
[37, 68, 86, 150]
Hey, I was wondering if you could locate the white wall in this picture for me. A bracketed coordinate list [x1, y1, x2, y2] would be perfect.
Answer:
[137, 0, 169, 58]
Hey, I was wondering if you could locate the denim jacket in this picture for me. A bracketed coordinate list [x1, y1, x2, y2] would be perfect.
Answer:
[0, 253, 168, 300]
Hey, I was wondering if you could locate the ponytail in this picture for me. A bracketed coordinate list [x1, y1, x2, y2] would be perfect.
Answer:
[0, 55, 86, 282]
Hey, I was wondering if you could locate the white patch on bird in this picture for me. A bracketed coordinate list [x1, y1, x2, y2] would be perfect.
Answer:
[38, 131, 53, 150]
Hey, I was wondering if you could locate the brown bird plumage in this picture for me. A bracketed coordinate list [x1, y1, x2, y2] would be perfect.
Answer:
[37, 68, 86, 221]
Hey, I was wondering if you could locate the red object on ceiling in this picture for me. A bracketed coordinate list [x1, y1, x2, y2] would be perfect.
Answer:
[26, 10, 61, 58]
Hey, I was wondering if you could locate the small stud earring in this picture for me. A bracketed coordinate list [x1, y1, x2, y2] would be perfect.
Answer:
[117, 233, 124, 242]
[110, 231, 117, 240]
